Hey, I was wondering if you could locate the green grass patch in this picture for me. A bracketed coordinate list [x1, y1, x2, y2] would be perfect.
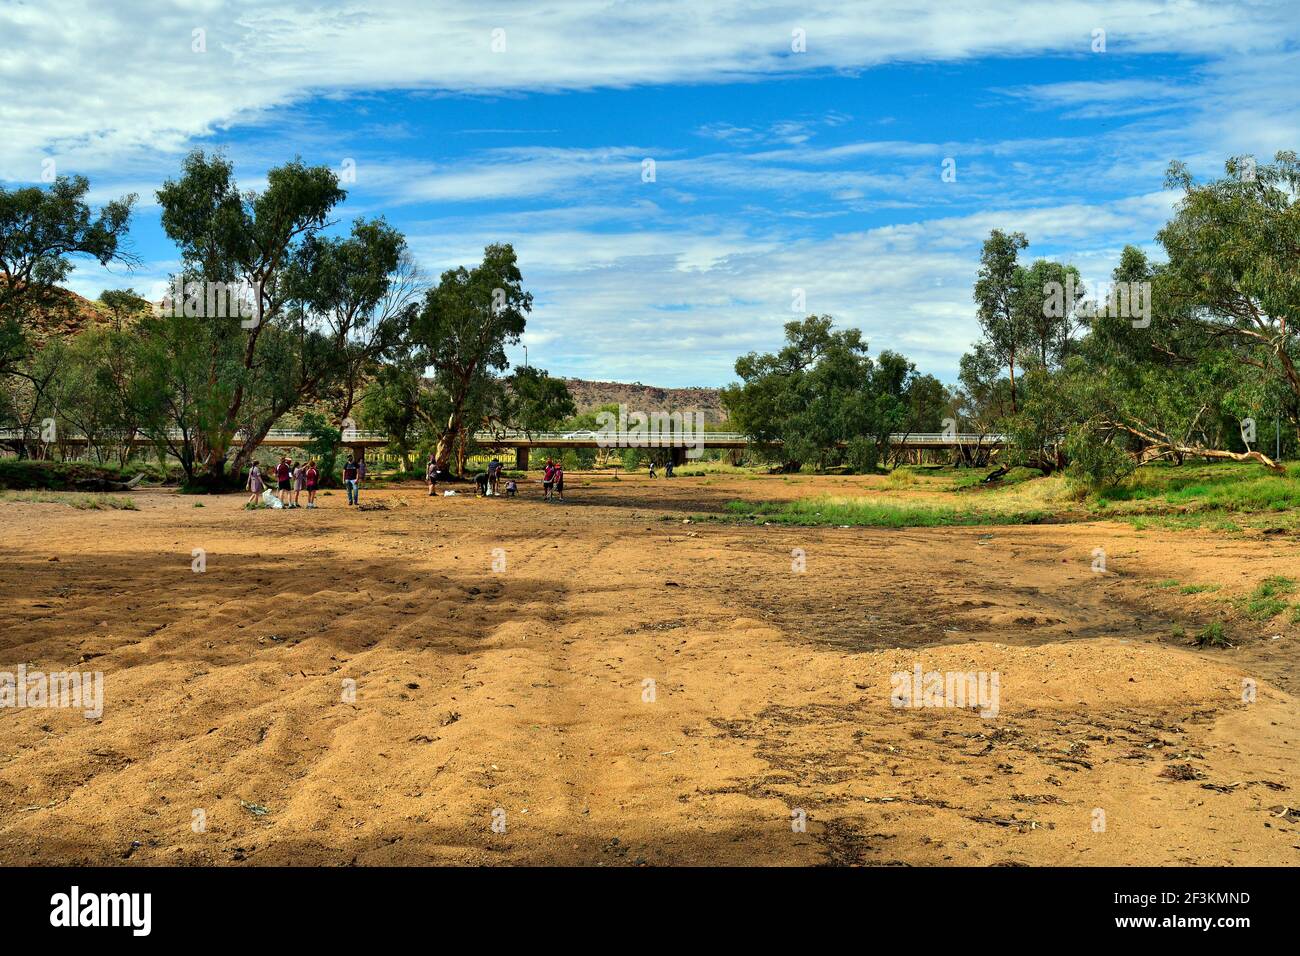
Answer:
[0, 458, 171, 491]
[0, 491, 138, 510]
[1195, 621, 1229, 648]
[1239, 575, 1297, 621]
[707, 497, 1046, 528]
[944, 466, 1042, 491]
[1179, 583, 1220, 594]
[1098, 461, 1300, 513]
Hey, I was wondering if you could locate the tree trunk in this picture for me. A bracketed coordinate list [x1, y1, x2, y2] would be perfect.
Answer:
[435, 390, 469, 474]
[1103, 419, 1285, 472]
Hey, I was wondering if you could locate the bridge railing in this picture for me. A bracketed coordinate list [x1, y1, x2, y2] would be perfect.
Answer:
[471, 430, 752, 443]
[470, 430, 1007, 445]
[3, 427, 1008, 447]
[888, 433, 1008, 444]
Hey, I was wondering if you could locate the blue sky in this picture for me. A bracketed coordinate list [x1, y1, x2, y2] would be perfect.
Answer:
[3, 1, 1298, 386]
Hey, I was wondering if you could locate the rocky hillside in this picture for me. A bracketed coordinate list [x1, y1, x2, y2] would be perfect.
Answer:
[563, 378, 726, 423]
[15, 287, 111, 343]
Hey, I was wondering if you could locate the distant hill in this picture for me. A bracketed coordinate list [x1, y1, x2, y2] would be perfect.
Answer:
[563, 378, 727, 423]
[19, 287, 111, 343]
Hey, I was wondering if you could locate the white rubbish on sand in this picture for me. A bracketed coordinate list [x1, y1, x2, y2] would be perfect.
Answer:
[261, 489, 284, 509]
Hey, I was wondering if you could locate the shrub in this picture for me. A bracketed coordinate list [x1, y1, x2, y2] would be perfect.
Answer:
[1062, 427, 1136, 490]
[1195, 621, 1228, 647]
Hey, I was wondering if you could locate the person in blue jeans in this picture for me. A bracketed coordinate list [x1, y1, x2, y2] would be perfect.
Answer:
[343, 456, 360, 505]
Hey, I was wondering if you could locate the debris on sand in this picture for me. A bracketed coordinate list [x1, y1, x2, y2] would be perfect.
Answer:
[240, 800, 271, 816]
[968, 814, 1049, 832]
[1160, 763, 1205, 781]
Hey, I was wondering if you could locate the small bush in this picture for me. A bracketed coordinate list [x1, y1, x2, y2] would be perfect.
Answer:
[1195, 621, 1228, 647]
[1062, 428, 1136, 491]
[1, 491, 138, 510]
[1241, 576, 1296, 620]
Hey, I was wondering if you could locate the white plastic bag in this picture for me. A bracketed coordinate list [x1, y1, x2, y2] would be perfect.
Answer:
[262, 489, 284, 509]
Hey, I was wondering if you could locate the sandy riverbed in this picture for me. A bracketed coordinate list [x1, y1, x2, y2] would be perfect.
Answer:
[1, 473, 1296, 865]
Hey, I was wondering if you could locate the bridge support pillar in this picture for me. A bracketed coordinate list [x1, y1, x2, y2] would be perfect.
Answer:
[515, 446, 529, 471]
[670, 446, 688, 466]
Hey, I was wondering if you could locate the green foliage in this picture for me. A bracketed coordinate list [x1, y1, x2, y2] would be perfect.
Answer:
[1097, 462, 1300, 511]
[844, 436, 879, 474]
[972, 229, 1030, 411]
[506, 366, 576, 435]
[1062, 423, 1137, 489]
[0, 175, 137, 372]
[153, 150, 355, 482]
[1195, 621, 1228, 647]
[721, 315, 918, 471]
[1241, 576, 1297, 620]
[300, 411, 342, 483]
[358, 359, 434, 469]
[0, 458, 172, 490]
[411, 243, 531, 469]
[1158, 151, 1300, 414]
[712, 497, 1046, 528]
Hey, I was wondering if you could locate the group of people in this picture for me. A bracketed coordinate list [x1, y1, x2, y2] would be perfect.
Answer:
[541, 458, 565, 501]
[245, 453, 367, 509]
[647, 457, 676, 479]
[246, 455, 321, 509]
[422, 453, 560, 501]
[247, 450, 573, 508]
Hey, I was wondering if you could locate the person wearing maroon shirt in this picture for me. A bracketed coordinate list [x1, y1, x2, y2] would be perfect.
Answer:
[275, 457, 292, 505]
[542, 459, 555, 501]
[305, 460, 319, 508]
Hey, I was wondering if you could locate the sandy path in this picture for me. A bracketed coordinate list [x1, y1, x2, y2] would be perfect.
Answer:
[1, 475, 1297, 865]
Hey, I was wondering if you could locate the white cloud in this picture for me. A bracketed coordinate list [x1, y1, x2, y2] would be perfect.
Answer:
[13, 0, 1300, 388]
[379, 191, 1179, 385]
[3, 0, 1296, 178]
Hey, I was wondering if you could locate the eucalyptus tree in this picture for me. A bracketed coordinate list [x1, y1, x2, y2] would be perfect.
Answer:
[410, 243, 531, 471]
[972, 230, 1030, 412]
[0, 175, 135, 375]
[722, 315, 910, 472]
[155, 150, 346, 484]
[1157, 151, 1300, 434]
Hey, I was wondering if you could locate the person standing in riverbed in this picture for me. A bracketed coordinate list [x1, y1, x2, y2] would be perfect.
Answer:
[305, 460, 319, 508]
[552, 460, 565, 501]
[426, 454, 439, 496]
[246, 461, 264, 507]
[542, 459, 555, 501]
[291, 460, 305, 508]
[343, 456, 360, 506]
[275, 456, 292, 505]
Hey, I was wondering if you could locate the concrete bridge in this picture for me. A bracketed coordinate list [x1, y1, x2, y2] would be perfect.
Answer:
[3, 427, 1008, 469]
[468, 430, 1007, 468]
